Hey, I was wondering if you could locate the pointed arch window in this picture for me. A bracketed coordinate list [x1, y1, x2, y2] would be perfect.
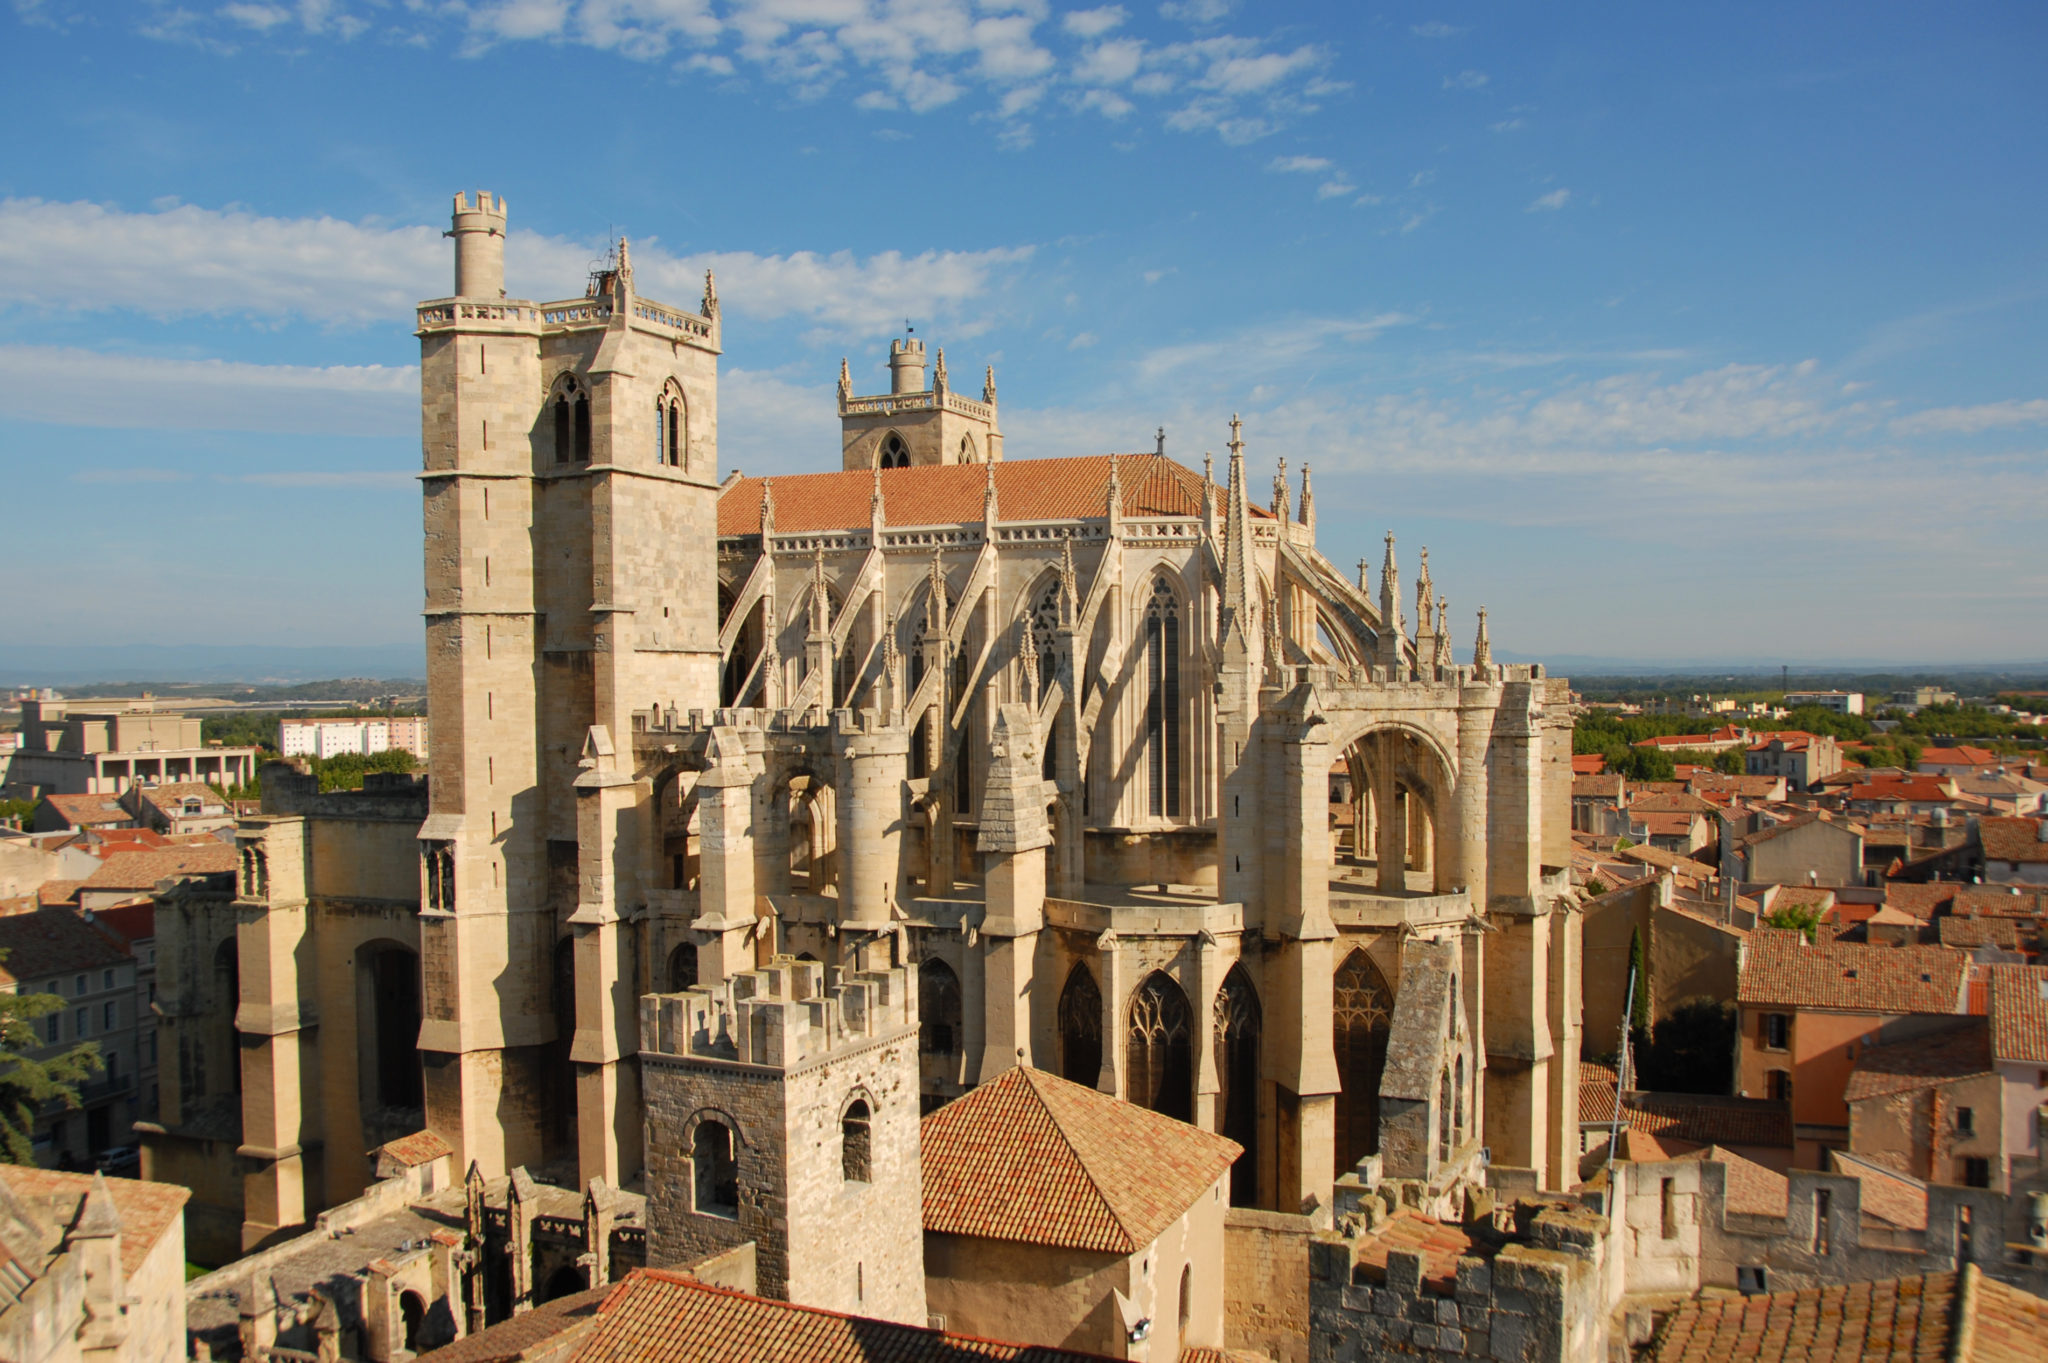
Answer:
[879, 431, 909, 469]
[552, 376, 591, 464]
[1215, 964, 1262, 1205]
[1058, 963, 1103, 1087]
[919, 958, 962, 1055]
[1144, 576, 1183, 819]
[1029, 580, 1061, 705]
[657, 381, 685, 468]
[959, 432, 979, 464]
[1126, 970, 1193, 1122]
[1334, 949, 1395, 1175]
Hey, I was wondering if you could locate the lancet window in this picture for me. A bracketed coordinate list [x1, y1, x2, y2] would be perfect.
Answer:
[1334, 949, 1395, 1175]
[1057, 963, 1103, 1087]
[1144, 576, 1183, 819]
[1126, 970, 1193, 1122]
[1214, 964, 1262, 1204]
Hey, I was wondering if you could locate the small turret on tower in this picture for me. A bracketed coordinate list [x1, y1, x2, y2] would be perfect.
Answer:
[840, 331, 1002, 469]
[448, 191, 508, 299]
[889, 336, 928, 394]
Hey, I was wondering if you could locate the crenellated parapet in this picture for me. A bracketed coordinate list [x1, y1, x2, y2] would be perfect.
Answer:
[640, 956, 918, 1071]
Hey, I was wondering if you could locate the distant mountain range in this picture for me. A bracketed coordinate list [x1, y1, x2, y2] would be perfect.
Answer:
[0, 643, 427, 688]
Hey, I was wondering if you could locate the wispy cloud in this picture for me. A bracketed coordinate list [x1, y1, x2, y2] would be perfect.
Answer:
[1443, 69, 1489, 91]
[0, 345, 417, 435]
[1527, 188, 1571, 212]
[0, 198, 1034, 340]
[1267, 154, 1331, 173]
[1889, 397, 2048, 435]
[100, 0, 1334, 147]
[1410, 22, 1466, 39]
[1135, 311, 1415, 382]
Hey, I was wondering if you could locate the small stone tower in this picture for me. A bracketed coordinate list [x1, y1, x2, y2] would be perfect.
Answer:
[639, 956, 926, 1325]
[839, 333, 1002, 469]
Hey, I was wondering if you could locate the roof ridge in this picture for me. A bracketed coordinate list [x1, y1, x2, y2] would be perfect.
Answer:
[1017, 1066, 1141, 1253]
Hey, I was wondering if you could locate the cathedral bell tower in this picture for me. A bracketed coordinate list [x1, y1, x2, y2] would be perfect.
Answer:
[837, 333, 1002, 469]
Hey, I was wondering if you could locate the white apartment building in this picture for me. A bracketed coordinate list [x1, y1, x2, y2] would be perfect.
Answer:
[278, 717, 430, 760]
[1784, 690, 1864, 715]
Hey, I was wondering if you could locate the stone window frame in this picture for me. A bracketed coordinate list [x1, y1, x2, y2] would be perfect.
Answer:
[656, 378, 688, 470]
[681, 1106, 746, 1219]
[877, 430, 910, 469]
[838, 1087, 878, 1186]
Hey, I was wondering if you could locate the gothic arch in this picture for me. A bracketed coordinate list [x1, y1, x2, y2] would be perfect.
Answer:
[959, 432, 979, 463]
[1126, 969, 1193, 1122]
[1057, 962, 1103, 1087]
[1141, 573, 1186, 820]
[549, 373, 591, 464]
[877, 430, 910, 469]
[668, 941, 699, 992]
[1214, 963, 1261, 1205]
[1333, 947, 1394, 1176]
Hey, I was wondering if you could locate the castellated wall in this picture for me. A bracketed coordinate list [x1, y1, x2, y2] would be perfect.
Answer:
[640, 956, 927, 1326]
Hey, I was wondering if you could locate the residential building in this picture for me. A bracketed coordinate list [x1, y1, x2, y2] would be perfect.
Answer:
[29, 791, 136, 834]
[121, 780, 235, 834]
[1845, 775, 1961, 818]
[278, 716, 431, 760]
[76, 842, 234, 912]
[1920, 746, 2003, 777]
[1785, 690, 1864, 715]
[0, 908, 140, 1165]
[9, 697, 258, 796]
[1892, 687, 1959, 709]
[1982, 817, 2048, 885]
[1633, 725, 1750, 754]
[1844, 1018, 2007, 1189]
[0, 1165, 190, 1363]
[1746, 731, 1843, 789]
[1731, 812, 1865, 889]
[1986, 964, 2048, 1193]
[1737, 929, 1970, 1168]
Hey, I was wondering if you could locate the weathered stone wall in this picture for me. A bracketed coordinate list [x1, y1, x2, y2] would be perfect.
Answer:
[1223, 1206, 1313, 1363]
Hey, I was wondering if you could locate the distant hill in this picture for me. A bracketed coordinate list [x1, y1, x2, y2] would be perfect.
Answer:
[0, 643, 426, 688]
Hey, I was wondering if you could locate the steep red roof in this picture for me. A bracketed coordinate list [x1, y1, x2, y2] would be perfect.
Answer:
[1981, 817, 2048, 865]
[718, 453, 1253, 536]
[1737, 929, 1967, 1014]
[570, 1269, 1120, 1362]
[920, 1066, 1239, 1255]
[1987, 965, 2048, 1063]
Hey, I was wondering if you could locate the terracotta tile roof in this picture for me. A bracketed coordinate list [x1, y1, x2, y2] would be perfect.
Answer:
[1848, 778, 1955, 803]
[920, 1066, 1239, 1254]
[378, 1129, 455, 1168]
[717, 453, 1251, 536]
[38, 793, 132, 827]
[1987, 965, 2048, 1063]
[0, 907, 129, 984]
[1883, 883, 1955, 920]
[1571, 754, 1607, 776]
[1631, 792, 1719, 815]
[419, 1285, 608, 1363]
[78, 843, 234, 891]
[1981, 817, 2048, 865]
[0, 1167, 190, 1279]
[87, 901, 154, 945]
[570, 1269, 1122, 1362]
[1827, 1154, 1928, 1232]
[1579, 1063, 1619, 1124]
[1638, 812, 1704, 838]
[1349, 1210, 1477, 1296]
[1695, 1145, 1787, 1217]
[1623, 1093, 1794, 1149]
[1843, 1021, 1993, 1102]
[1616, 844, 1715, 878]
[133, 782, 228, 814]
[1647, 1268, 2048, 1363]
[36, 879, 83, 907]
[1938, 916, 2040, 953]
[1921, 746, 2000, 766]
[1687, 774, 1784, 798]
[1625, 1129, 1703, 1162]
[1573, 774, 1624, 799]
[1737, 929, 1967, 1014]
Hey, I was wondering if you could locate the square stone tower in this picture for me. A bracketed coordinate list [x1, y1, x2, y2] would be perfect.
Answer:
[639, 956, 926, 1326]
[416, 191, 725, 1185]
[838, 336, 1002, 468]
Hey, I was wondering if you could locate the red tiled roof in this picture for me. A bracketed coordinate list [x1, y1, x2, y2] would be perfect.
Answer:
[570, 1269, 1121, 1362]
[88, 901, 154, 945]
[1349, 1210, 1476, 1296]
[0, 1167, 190, 1279]
[718, 453, 1253, 536]
[1637, 812, 1704, 838]
[1981, 816, 2048, 865]
[1571, 754, 1606, 776]
[1829, 1156, 1929, 1232]
[1579, 1063, 1619, 1124]
[1647, 1268, 2048, 1363]
[1573, 775, 1624, 799]
[1622, 1094, 1794, 1149]
[1920, 746, 1999, 766]
[419, 1285, 608, 1363]
[0, 908, 129, 984]
[1847, 779, 1954, 803]
[78, 844, 234, 891]
[38, 793, 132, 827]
[1630, 792, 1719, 815]
[1987, 965, 2048, 1063]
[37, 879, 84, 907]
[1843, 1021, 1993, 1102]
[1737, 929, 1967, 1014]
[378, 1129, 455, 1168]
[920, 1066, 1239, 1254]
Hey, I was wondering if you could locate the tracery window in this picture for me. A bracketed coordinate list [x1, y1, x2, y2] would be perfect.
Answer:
[1144, 577, 1182, 819]
[1214, 964, 1262, 1204]
[1126, 970, 1193, 1122]
[1029, 580, 1061, 705]
[879, 432, 909, 469]
[552, 376, 590, 463]
[1057, 963, 1102, 1087]
[1334, 949, 1394, 1175]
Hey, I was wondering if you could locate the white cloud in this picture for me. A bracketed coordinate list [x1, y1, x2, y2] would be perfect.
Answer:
[105, 0, 1327, 147]
[1068, 331, 1098, 349]
[1527, 188, 1571, 212]
[1062, 6, 1125, 38]
[1890, 398, 2048, 435]
[1410, 21, 1465, 38]
[1489, 118, 1523, 133]
[1136, 312, 1415, 382]
[1443, 69, 1489, 90]
[1315, 179, 1355, 201]
[0, 345, 418, 435]
[1075, 88, 1135, 118]
[0, 198, 1034, 340]
[1266, 155, 1330, 174]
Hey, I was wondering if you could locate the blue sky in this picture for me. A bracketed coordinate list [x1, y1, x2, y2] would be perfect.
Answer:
[3, 1, 2045, 668]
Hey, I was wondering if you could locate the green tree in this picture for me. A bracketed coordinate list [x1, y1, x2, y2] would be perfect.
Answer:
[1764, 901, 1822, 942]
[308, 748, 419, 792]
[1626, 927, 1652, 1038]
[1713, 747, 1745, 775]
[1619, 746, 1676, 782]
[0, 950, 102, 1164]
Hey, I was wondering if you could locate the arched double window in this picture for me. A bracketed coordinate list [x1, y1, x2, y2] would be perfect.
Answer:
[878, 431, 909, 469]
[552, 376, 591, 464]
[655, 382, 685, 468]
[1144, 576, 1182, 819]
[959, 432, 979, 464]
